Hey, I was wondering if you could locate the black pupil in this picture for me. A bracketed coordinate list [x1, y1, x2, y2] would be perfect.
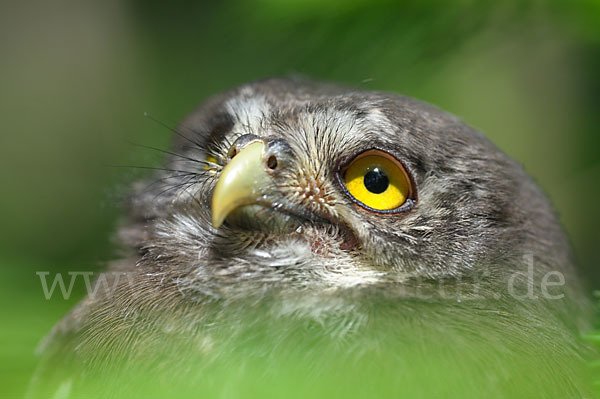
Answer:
[363, 168, 389, 194]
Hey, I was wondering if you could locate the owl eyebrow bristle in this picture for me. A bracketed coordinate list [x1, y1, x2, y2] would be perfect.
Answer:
[142, 172, 201, 193]
[151, 174, 203, 206]
[106, 164, 215, 203]
[143, 111, 207, 152]
[125, 140, 211, 166]
[107, 165, 202, 175]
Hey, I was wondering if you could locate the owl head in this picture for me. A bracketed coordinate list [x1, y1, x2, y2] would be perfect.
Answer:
[127, 77, 577, 305]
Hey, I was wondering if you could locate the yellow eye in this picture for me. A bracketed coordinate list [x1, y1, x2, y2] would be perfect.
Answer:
[204, 155, 219, 172]
[343, 149, 413, 212]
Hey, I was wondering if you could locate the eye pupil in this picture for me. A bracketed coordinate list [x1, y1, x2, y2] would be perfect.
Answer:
[363, 168, 389, 194]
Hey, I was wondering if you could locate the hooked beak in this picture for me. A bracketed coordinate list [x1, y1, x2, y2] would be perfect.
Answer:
[211, 141, 273, 228]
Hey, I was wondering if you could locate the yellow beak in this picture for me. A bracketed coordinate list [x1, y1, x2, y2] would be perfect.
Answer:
[211, 141, 272, 228]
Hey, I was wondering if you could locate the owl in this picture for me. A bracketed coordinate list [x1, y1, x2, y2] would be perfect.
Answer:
[28, 78, 594, 398]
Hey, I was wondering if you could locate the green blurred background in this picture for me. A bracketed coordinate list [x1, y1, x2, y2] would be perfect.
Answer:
[1, 0, 599, 397]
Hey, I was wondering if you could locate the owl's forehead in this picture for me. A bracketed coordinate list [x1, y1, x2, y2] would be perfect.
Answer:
[221, 92, 399, 148]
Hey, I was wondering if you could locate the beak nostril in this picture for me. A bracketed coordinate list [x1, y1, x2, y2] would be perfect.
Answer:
[267, 155, 278, 170]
